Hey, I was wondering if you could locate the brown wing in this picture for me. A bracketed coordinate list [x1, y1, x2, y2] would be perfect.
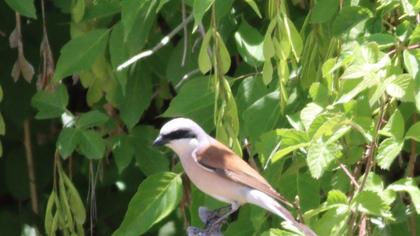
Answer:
[195, 141, 290, 205]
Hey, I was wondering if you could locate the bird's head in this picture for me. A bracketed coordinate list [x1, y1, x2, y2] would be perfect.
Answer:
[153, 118, 207, 154]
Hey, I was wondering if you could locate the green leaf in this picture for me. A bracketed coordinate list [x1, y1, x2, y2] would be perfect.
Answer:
[31, 85, 69, 119]
[352, 191, 391, 217]
[131, 126, 169, 176]
[327, 189, 348, 205]
[263, 19, 276, 60]
[281, 16, 303, 61]
[310, 0, 339, 23]
[71, 0, 85, 23]
[216, 33, 231, 74]
[336, 74, 378, 104]
[300, 102, 323, 130]
[0, 114, 5, 136]
[113, 172, 182, 236]
[272, 143, 310, 163]
[386, 74, 414, 100]
[403, 50, 419, 79]
[78, 130, 106, 159]
[4, 0, 37, 18]
[44, 191, 56, 235]
[379, 109, 405, 140]
[234, 18, 264, 66]
[332, 6, 372, 36]
[244, 0, 262, 18]
[109, 22, 129, 90]
[386, 178, 420, 214]
[193, 0, 215, 28]
[121, 0, 158, 51]
[119, 71, 152, 129]
[198, 30, 212, 74]
[163, 78, 215, 131]
[297, 172, 320, 212]
[307, 138, 341, 179]
[262, 60, 273, 85]
[77, 110, 109, 129]
[83, 1, 120, 21]
[406, 122, 420, 142]
[57, 128, 80, 159]
[243, 91, 281, 142]
[363, 172, 384, 193]
[62, 171, 86, 224]
[112, 136, 135, 174]
[376, 138, 403, 170]
[54, 29, 110, 81]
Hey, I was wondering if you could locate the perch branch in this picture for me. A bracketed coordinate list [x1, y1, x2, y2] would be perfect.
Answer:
[117, 14, 193, 71]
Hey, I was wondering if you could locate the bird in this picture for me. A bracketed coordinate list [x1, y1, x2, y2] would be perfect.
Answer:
[153, 118, 317, 236]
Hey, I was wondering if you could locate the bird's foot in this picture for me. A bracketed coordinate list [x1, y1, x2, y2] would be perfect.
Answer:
[186, 206, 230, 236]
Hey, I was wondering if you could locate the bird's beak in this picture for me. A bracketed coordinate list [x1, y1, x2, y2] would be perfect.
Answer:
[152, 135, 167, 146]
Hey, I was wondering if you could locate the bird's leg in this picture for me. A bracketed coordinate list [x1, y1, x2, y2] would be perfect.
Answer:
[207, 202, 240, 230]
[201, 205, 232, 227]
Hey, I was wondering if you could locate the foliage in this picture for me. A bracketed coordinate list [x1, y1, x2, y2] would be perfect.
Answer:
[0, 0, 419, 235]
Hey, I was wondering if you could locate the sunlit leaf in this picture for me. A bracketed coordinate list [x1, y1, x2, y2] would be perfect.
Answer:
[113, 172, 182, 236]
[332, 6, 372, 36]
[379, 109, 405, 140]
[376, 138, 403, 170]
[386, 178, 420, 213]
[234, 18, 264, 66]
[54, 29, 110, 81]
[192, 0, 214, 28]
[352, 191, 391, 217]
[307, 138, 342, 179]
[406, 122, 420, 142]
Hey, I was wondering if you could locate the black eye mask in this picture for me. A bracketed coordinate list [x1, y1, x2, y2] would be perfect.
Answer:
[162, 129, 197, 141]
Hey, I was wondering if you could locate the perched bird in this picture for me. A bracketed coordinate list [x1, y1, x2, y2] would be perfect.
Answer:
[153, 118, 316, 236]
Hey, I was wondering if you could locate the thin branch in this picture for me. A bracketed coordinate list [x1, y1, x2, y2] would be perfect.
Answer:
[407, 113, 417, 236]
[387, 44, 420, 56]
[181, 0, 188, 66]
[174, 69, 200, 90]
[358, 215, 367, 236]
[117, 14, 193, 71]
[23, 119, 39, 215]
[353, 97, 387, 235]
[358, 98, 387, 192]
[23, 119, 40, 236]
[338, 162, 360, 190]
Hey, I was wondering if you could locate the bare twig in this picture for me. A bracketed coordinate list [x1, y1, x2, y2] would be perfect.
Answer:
[117, 14, 193, 71]
[338, 162, 360, 190]
[358, 215, 367, 236]
[24, 119, 39, 215]
[352, 98, 387, 235]
[181, 0, 188, 66]
[407, 113, 417, 236]
[358, 99, 387, 191]
[387, 44, 420, 56]
[174, 69, 200, 90]
[23, 119, 40, 236]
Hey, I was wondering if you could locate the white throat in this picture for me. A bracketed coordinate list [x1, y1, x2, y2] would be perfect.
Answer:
[167, 138, 200, 157]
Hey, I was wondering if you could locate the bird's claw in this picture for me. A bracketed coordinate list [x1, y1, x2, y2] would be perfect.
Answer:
[187, 206, 230, 236]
